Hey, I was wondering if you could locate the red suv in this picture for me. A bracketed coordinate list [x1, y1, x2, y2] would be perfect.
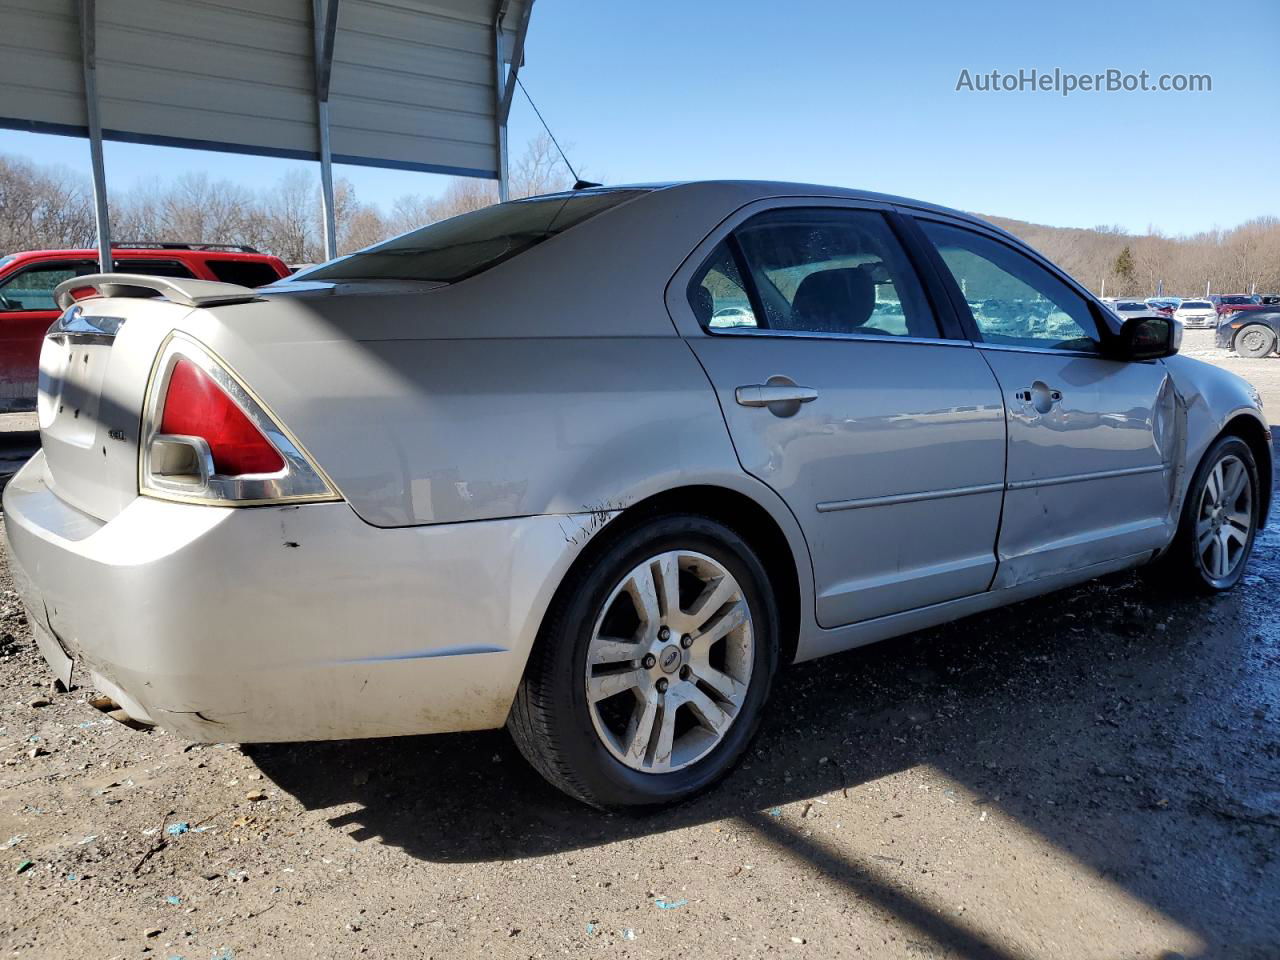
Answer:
[0, 244, 289, 412]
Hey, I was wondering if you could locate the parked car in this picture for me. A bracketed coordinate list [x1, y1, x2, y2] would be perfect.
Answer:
[0, 243, 290, 412]
[1213, 294, 1266, 320]
[709, 305, 755, 328]
[2, 183, 1270, 809]
[1145, 297, 1180, 318]
[1104, 298, 1156, 319]
[1217, 309, 1280, 357]
[1174, 299, 1218, 328]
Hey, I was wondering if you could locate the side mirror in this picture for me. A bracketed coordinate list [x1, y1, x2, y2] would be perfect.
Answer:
[1111, 314, 1180, 360]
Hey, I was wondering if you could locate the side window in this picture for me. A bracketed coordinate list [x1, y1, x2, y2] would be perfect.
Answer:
[732, 208, 938, 338]
[205, 260, 283, 288]
[0, 261, 97, 311]
[920, 221, 1099, 351]
[688, 242, 758, 329]
[114, 259, 197, 279]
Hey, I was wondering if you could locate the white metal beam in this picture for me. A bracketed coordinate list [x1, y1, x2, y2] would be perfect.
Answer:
[494, 1, 510, 202]
[314, 0, 340, 260]
[78, 0, 112, 271]
[497, 0, 533, 127]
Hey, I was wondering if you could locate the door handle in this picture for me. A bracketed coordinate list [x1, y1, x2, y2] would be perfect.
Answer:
[1015, 382, 1062, 415]
[735, 384, 819, 407]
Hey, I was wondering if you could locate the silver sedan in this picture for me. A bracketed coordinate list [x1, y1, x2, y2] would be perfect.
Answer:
[2, 182, 1271, 808]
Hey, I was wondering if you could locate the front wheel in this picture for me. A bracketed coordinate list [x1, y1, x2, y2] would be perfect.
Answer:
[1234, 324, 1276, 358]
[508, 514, 778, 808]
[1158, 435, 1260, 592]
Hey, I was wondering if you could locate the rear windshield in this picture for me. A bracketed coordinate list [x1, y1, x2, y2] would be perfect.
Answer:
[1221, 296, 1255, 304]
[294, 190, 643, 284]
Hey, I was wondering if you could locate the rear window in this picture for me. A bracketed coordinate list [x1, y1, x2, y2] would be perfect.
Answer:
[294, 190, 643, 284]
[1221, 296, 1255, 304]
[206, 259, 283, 288]
[114, 259, 196, 279]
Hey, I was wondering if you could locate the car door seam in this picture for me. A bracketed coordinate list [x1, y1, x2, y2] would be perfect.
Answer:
[974, 345, 1010, 589]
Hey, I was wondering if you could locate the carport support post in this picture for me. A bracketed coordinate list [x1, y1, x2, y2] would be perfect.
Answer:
[493, 1, 529, 203]
[78, 0, 112, 272]
[494, 4, 510, 202]
[313, 0, 340, 261]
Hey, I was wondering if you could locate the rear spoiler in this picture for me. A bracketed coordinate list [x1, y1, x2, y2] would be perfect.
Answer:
[53, 273, 259, 310]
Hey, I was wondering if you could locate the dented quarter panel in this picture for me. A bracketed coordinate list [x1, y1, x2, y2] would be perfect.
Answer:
[190, 332, 743, 528]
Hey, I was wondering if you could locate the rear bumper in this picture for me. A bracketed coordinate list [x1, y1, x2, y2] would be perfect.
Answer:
[1, 452, 588, 742]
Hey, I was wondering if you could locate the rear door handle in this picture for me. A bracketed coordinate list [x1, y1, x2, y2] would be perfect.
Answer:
[1014, 390, 1062, 402]
[735, 384, 819, 407]
[1015, 383, 1062, 414]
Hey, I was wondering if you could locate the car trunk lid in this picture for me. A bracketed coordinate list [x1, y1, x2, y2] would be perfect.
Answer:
[37, 276, 258, 522]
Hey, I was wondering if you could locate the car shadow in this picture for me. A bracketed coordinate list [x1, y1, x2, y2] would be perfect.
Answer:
[249, 550, 1280, 953]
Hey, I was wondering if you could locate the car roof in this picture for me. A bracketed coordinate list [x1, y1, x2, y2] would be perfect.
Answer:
[574, 179, 1005, 234]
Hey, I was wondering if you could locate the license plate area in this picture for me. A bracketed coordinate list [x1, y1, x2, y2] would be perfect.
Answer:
[39, 337, 113, 447]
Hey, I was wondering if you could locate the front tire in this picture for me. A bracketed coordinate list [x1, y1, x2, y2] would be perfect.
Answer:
[1158, 435, 1260, 592]
[508, 514, 778, 808]
[1234, 324, 1276, 358]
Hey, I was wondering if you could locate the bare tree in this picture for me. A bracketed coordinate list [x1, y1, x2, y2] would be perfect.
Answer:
[0, 154, 96, 250]
[508, 132, 574, 198]
[11, 142, 1266, 296]
[387, 193, 436, 236]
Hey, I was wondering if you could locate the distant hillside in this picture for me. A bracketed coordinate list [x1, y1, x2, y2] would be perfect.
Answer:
[977, 213, 1280, 298]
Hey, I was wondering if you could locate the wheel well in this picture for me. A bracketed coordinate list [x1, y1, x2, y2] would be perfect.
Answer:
[558, 486, 803, 666]
[1221, 414, 1273, 525]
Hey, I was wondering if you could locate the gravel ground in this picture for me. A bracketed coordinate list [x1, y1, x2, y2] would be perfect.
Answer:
[1, 330, 1277, 959]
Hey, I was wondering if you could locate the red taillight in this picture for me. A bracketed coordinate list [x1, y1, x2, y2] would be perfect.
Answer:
[159, 358, 284, 475]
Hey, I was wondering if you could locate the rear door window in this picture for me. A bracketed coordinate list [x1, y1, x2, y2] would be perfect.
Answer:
[688, 242, 757, 329]
[691, 208, 940, 338]
[0, 261, 97, 311]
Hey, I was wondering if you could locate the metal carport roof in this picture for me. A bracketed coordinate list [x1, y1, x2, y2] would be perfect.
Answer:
[0, 0, 535, 261]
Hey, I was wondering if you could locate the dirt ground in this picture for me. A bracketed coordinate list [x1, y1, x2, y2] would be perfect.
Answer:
[1, 329, 1278, 959]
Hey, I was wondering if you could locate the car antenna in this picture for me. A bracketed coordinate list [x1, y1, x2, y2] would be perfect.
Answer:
[515, 75, 598, 190]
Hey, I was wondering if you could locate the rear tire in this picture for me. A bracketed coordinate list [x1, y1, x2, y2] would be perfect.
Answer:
[507, 514, 778, 808]
[1234, 324, 1276, 358]
[1153, 435, 1260, 592]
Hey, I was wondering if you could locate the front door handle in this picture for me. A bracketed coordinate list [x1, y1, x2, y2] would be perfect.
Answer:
[735, 384, 819, 407]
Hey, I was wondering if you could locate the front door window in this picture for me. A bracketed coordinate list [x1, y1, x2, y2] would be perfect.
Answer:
[920, 221, 1099, 351]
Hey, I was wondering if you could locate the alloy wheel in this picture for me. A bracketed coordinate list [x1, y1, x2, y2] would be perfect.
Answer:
[1195, 453, 1253, 581]
[584, 550, 754, 773]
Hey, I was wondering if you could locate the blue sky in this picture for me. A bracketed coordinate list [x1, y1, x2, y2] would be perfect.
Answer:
[2, 0, 1276, 236]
